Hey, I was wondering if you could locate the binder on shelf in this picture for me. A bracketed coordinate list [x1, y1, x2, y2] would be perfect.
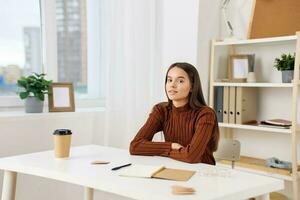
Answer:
[235, 87, 257, 124]
[223, 86, 229, 123]
[214, 86, 223, 122]
[229, 87, 236, 124]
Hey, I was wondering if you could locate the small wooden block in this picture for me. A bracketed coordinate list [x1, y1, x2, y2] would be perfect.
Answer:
[171, 185, 195, 195]
[91, 160, 110, 165]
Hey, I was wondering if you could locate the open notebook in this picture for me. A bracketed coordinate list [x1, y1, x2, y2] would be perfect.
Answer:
[118, 164, 195, 181]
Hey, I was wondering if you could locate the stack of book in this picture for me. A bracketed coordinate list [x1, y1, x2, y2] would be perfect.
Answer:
[259, 119, 292, 129]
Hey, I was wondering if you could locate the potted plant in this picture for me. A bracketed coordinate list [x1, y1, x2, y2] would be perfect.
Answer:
[274, 53, 295, 83]
[17, 73, 52, 113]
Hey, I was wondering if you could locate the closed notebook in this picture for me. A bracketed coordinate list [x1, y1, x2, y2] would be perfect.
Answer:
[119, 164, 195, 181]
[264, 119, 291, 126]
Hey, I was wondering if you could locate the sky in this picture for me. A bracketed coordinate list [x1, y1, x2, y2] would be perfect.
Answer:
[0, 0, 41, 67]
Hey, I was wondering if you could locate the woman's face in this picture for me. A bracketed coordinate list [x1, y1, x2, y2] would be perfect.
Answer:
[166, 67, 191, 106]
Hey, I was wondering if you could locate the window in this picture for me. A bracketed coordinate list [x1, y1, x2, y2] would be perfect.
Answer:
[53, 0, 103, 101]
[0, 0, 42, 96]
[0, 0, 104, 108]
[55, 0, 88, 95]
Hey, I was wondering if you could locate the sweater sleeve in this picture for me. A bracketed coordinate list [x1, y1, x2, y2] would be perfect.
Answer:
[129, 104, 172, 156]
[168, 108, 216, 163]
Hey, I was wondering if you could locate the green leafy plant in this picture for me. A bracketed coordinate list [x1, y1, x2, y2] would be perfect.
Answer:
[274, 53, 295, 71]
[17, 73, 52, 101]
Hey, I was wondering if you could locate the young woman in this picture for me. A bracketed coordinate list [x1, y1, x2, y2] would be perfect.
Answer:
[129, 62, 219, 165]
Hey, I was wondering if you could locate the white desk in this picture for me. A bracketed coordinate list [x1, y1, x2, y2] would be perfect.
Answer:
[0, 145, 284, 200]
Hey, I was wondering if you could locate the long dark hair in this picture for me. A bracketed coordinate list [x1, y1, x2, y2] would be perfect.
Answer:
[165, 62, 219, 152]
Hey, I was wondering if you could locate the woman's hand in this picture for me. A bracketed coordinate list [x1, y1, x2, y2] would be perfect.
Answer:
[171, 143, 183, 150]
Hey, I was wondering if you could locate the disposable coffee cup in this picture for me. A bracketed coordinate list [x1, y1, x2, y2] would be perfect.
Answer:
[53, 129, 72, 159]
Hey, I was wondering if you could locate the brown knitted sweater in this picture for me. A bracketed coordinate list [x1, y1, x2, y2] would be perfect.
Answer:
[129, 102, 218, 165]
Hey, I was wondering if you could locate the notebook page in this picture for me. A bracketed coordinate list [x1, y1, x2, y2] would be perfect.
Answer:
[119, 164, 165, 178]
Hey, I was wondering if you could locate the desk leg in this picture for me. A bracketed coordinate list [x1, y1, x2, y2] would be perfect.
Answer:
[1, 171, 17, 200]
[84, 187, 94, 200]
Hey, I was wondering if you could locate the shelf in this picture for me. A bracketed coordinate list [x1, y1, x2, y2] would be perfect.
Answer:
[219, 123, 291, 134]
[213, 82, 293, 88]
[214, 35, 297, 46]
[217, 156, 298, 181]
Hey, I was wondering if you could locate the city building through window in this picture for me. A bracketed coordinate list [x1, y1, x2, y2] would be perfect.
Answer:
[56, 0, 87, 95]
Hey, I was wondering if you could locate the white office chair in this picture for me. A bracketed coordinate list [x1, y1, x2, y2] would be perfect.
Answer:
[214, 139, 241, 169]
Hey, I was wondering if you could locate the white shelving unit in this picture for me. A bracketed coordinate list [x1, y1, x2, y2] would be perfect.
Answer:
[209, 33, 300, 199]
[214, 35, 297, 46]
[213, 82, 293, 88]
[218, 123, 292, 134]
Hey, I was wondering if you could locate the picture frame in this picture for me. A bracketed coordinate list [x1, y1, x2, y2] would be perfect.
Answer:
[48, 82, 75, 112]
[228, 55, 253, 82]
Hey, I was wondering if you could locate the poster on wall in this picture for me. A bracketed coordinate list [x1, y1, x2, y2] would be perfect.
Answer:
[248, 0, 300, 39]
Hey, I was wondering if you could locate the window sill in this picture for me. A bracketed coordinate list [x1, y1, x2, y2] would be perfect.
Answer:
[0, 107, 105, 120]
[0, 96, 105, 109]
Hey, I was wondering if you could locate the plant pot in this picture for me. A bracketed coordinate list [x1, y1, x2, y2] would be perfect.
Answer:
[282, 70, 294, 83]
[25, 96, 44, 113]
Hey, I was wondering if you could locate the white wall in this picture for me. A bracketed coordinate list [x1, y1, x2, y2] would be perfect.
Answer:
[0, 111, 105, 200]
[160, 0, 199, 67]
[154, 0, 221, 103]
[0, 113, 96, 156]
[197, 0, 221, 101]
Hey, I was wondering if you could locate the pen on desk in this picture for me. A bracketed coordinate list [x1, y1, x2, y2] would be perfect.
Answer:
[111, 163, 132, 171]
